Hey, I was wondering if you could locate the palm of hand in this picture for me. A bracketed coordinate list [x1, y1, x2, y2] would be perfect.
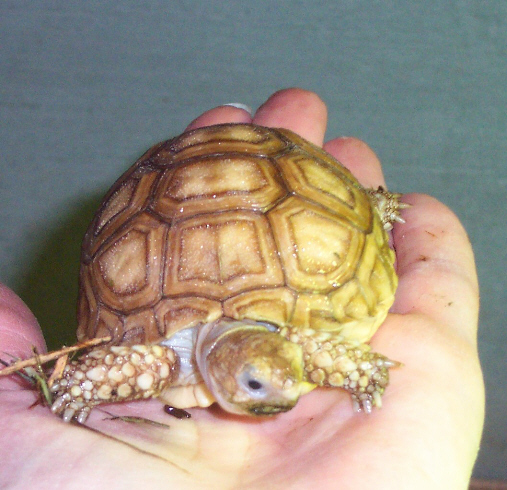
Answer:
[0, 89, 484, 490]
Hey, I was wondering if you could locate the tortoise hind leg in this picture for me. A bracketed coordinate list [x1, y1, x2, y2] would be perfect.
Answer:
[50, 344, 179, 423]
[367, 186, 409, 231]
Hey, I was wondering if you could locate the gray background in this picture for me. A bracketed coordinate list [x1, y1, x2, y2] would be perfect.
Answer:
[1, 0, 505, 480]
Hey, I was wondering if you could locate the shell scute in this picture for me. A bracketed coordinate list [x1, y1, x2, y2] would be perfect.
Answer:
[151, 124, 287, 164]
[290, 293, 337, 331]
[276, 151, 372, 232]
[163, 210, 284, 299]
[122, 308, 163, 345]
[85, 170, 159, 258]
[223, 287, 296, 326]
[154, 297, 222, 339]
[91, 212, 166, 312]
[268, 196, 365, 293]
[151, 156, 285, 219]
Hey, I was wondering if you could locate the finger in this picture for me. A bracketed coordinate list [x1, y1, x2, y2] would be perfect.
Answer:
[185, 104, 253, 131]
[392, 193, 479, 342]
[0, 284, 46, 387]
[323, 136, 387, 189]
[253, 88, 328, 146]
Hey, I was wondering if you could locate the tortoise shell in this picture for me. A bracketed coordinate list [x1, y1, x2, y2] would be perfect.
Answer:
[77, 124, 396, 349]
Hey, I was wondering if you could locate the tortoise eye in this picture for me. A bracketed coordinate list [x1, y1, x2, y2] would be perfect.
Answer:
[247, 379, 263, 390]
[239, 369, 267, 397]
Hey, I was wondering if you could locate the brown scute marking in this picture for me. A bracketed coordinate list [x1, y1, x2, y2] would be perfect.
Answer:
[87, 307, 123, 344]
[288, 209, 352, 274]
[274, 134, 372, 232]
[160, 123, 287, 161]
[217, 220, 264, 280]
[165, 158, 270, 199]
[119, 325, 145, 345]
[162, 306, 211, 328]
[309, 310, 343, 332]
[275, 127, 358, 182]
[151, 156, 286, 219]
[95, 179, 136, 235]
[85, 171, 159, 257]
[268, 197, 364, 293]
[223, 287, 296, 325]
[98, 228, 149, 295]
[278, 152, 354, 208]
[122, 308, 163, 345]
[163, 211, 284, 298]
[290, 293, 335, 330]
[76, 267, 98, 341]
[178, 224, 220, 282]
[154, 297, 222, 337]
[92, 212, 166, 312]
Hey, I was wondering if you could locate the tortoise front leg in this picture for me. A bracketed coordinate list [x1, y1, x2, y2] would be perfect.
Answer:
[287, 329, 400, 413]
[50, 344, 179, 423]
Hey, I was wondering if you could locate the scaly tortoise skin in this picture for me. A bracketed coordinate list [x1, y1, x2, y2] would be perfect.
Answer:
[51, 123, 403, 423]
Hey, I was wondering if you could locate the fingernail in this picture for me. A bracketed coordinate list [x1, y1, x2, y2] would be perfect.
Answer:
[222, 103, 253, 115]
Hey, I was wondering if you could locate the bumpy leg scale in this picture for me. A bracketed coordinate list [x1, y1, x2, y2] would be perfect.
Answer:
[284, 328, 400, 412]
[50, 344, 179, 423]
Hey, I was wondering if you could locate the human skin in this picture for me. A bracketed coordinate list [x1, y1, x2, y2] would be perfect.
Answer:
[0, 88, 484, 490]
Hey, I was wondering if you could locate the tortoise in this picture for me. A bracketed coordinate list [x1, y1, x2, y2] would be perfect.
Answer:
[50, 123, 404, 424]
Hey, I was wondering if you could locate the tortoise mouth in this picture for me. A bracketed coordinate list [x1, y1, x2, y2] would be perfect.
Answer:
[247, 404, 295, 416]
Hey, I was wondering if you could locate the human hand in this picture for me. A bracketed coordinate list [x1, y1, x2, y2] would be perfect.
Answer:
[0, 88, 484, 489]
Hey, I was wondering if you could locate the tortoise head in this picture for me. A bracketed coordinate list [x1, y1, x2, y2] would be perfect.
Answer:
[195, 319, 314, 416]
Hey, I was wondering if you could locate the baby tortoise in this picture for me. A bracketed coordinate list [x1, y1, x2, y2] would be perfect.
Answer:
[49, 124, 405, 423]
